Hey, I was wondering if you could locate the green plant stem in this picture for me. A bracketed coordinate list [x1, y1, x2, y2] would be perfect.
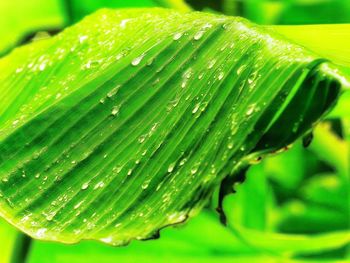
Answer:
[10, 233, 32, 263]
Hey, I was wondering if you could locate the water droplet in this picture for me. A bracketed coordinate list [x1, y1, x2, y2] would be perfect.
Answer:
[168, 163, 176, 173]
[153, 78, 160, 86]
[208, 59, 216, 69]
[45, 212, 56, 221]
[131, 54, 145, 66]
[237, 65, 246, 75]
[79, 35, 88, 43]
[162, 193, 171, 203]
[94, 181, 105, 189]
[100, 236, 113, 243]
[210, 165, 216, 174]
[107, 85, 120, 98]
[116, 53, 124, 60]
[113, 165, 123, 174]
[85, 60, 99, 69]
[167, 211, 186, 223]
[246, 104, 256, 116]
[218, 72, 224, 80]
[12, 119, 19, 126]
[138, 134, 146, 143]
[227, 142, 234, 149]
[146, 58, 154, 66]
[179, 158, 187, 166]
[142, 179, 151, 189]
[194, 30, 205, 40]
[183, 69, 193, 79]
[192, 103, 200, 114]
[81, 183, 89, 190]
[191, 164, 199, 174]
[173, 32, 183, 40]
[35, 228, 47, 238]
[202, 23, 213, 29]
[127, 169, 133, 175]
[39, 63, 46, 71]
[111, 105, 120, 116]
[120, 19, 131, 28]
[74, 201, 84, 209]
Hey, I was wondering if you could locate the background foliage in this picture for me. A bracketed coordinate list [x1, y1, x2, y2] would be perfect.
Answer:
[0, 0, 349, 262]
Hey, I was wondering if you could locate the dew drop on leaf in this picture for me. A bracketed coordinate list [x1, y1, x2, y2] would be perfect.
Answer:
[94, 181, 105, 189]
[35, 228, 47, 238]
[131, 54, 145, 66]
[141, 179, 151, 189]
[85, 60, 99, 69]
[208, 59, 216, 69]
[194, 30, 205, 40]
[111, 105, 120, 116]
[79, 35, 88, 43]
[168, 163, 176, 173]
[173, 32, 183, 41]
[138, 134, 146, 143]
[81, 183, 89, 190]
[74, 201, 84, 209]
[120, 19, 130, 28]
[100, 236, 113, 243]
[191, 164, 199, 174]
[107, 85, 120, 98]
[237, 64, 246, 75]
[246, 104, 256, 116]
[192, 103, 200, 114]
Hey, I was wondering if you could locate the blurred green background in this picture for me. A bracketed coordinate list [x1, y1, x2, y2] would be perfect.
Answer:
[0, 0, 349, 262]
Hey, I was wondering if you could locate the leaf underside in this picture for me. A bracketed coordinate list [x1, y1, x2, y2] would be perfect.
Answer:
[0, 8, 344, 245]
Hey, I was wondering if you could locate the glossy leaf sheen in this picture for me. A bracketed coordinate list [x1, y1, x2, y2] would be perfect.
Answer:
[0, 8, 343, 245]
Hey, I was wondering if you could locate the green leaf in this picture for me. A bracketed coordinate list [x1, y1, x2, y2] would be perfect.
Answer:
[228, 224, 350, 257]
[27, 211, 350, 263]
[0, 0, 66, 56]
[0, 8, 345, 245]
[271, 24, 350, 68]
[0, 218, 18, 263]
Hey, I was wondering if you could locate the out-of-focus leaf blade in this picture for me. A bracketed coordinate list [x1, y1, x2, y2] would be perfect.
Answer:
[0, 0, 65, 56]
[0, 218, 19, 263]
[272, 24, 350, 69]
[0, 8, 345, 245]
